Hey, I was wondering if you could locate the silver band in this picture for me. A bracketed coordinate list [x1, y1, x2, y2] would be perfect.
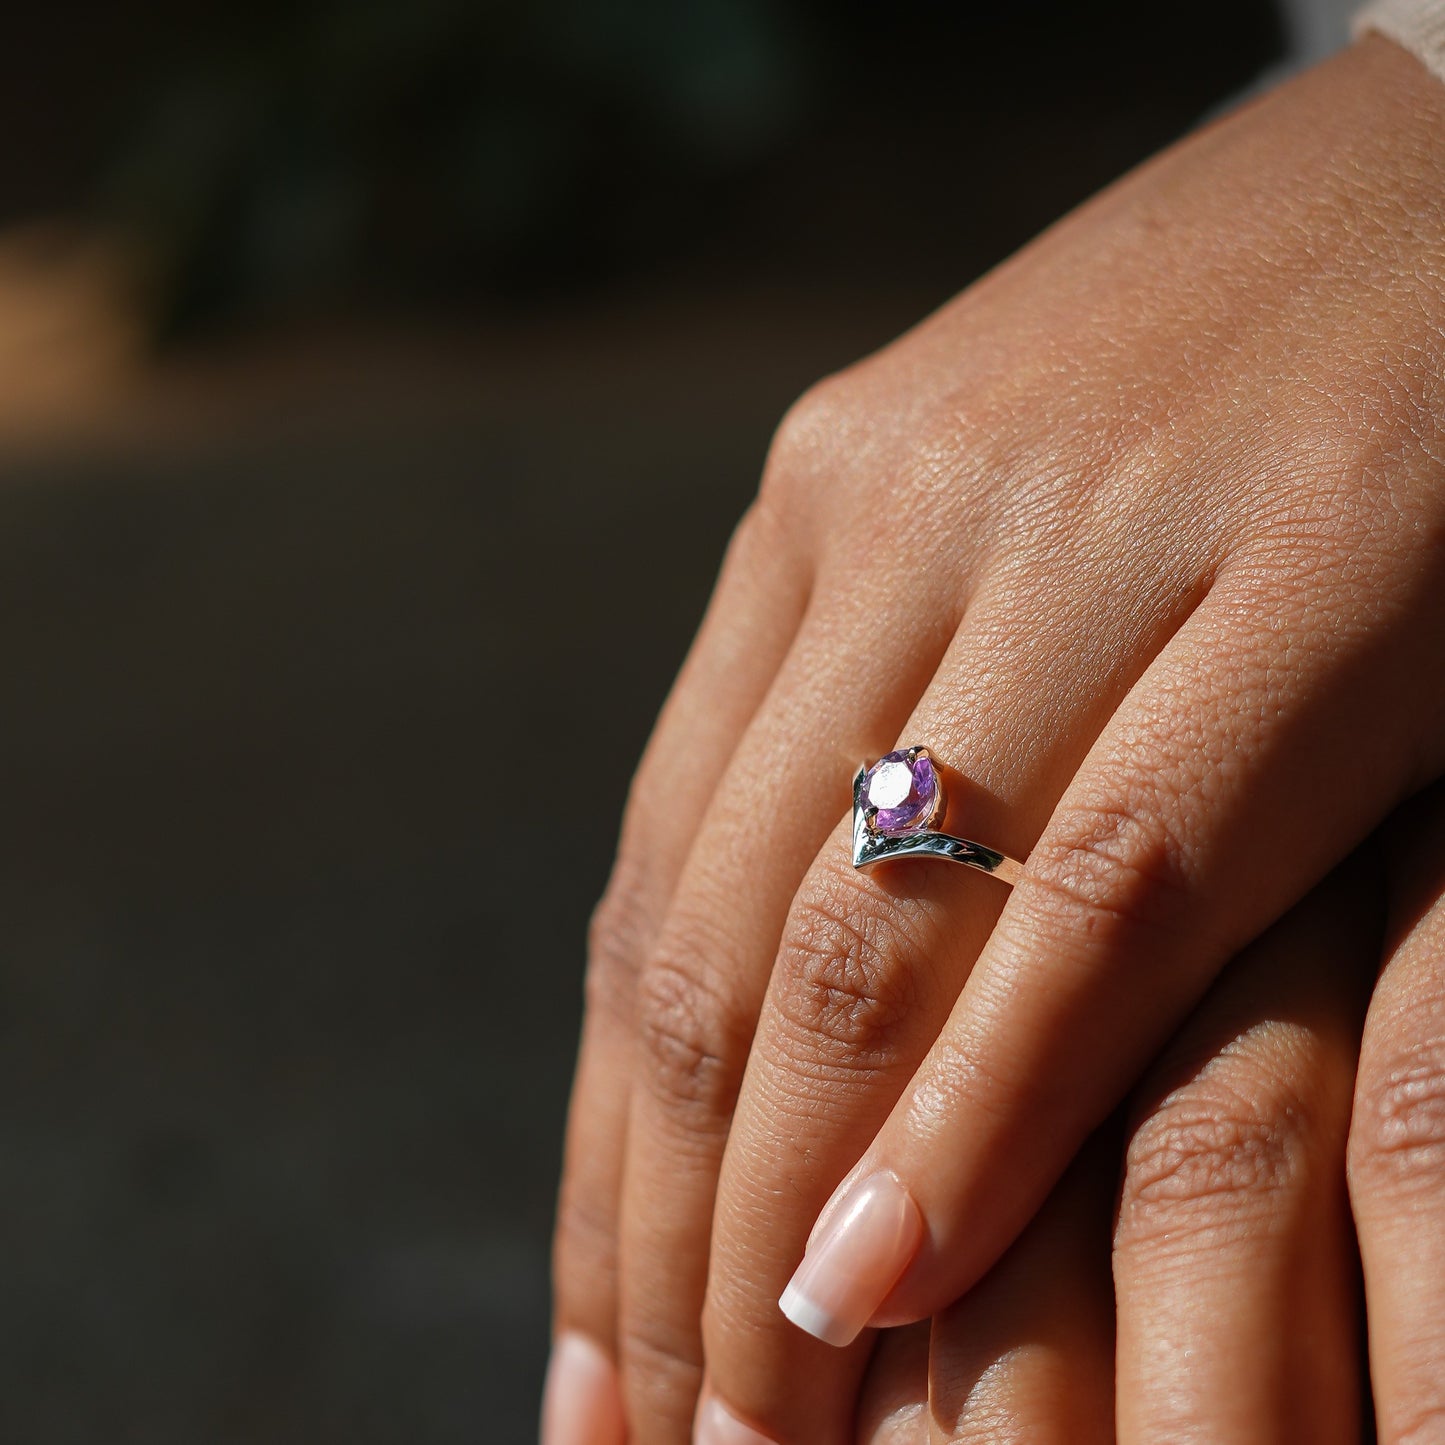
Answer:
[850, 759, 1025, 885]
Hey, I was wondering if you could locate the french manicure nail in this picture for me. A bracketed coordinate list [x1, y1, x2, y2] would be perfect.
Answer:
[540, 1330, 627, 1445]
[778, 1171, 924, 1347]
[694, 1394, 778, 1445]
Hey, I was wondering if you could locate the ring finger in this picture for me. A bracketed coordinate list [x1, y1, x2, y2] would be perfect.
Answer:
[620, 561, 968, 1441]
[696, 552, 1206, 1442]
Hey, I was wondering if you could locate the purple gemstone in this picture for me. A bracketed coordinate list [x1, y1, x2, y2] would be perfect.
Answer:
[863, 750, 940, 834]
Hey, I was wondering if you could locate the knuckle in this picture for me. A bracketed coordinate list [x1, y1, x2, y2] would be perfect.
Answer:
[1121, 1077, 1309, 1241]
[771, 868, 923, 1069]
[552, 1175, 617, 1295]
[634, 938, 749, 1123]
[945, 1402, 1037, 1445]
[768, 375, 848, 464]
[1349, 1031, 1445, 1196]
[1026, 794, 1199, 953]
[584, 859, 653, 1021]
[761, 373, 859, 501]
[724, 490, 790, 574]
[618, 1317, 703, 1438]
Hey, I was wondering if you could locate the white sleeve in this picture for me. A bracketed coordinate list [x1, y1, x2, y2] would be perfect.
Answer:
[1355, 0, 1445, 86]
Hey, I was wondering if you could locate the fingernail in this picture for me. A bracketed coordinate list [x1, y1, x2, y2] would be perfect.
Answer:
[540, 1330, 627, 1445]
[778, 1171, 924, 1347]
[694, 1394, 778, 1444]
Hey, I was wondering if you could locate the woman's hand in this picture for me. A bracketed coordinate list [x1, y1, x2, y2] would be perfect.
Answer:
[545, 32, 1445, 1445]
[852, 851, 1376, 1444]
[852, 791, 1445, 1445]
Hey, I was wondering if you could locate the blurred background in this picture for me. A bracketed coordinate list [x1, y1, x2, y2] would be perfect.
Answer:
[0, 1, 1322, 1439]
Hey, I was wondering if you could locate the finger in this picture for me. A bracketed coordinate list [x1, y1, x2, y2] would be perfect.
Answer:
[550, 497, 810, 1426]
[621, 561, 967, 1443]
[782, 565, 1431, 1342]
[1114, 863, 1375, 1444]
[853, 1324, 929, 1445]
[1348, 784, 1445, 1445]
[928, 1129, 1116, 1445]
[698, 556, 1200, 1441]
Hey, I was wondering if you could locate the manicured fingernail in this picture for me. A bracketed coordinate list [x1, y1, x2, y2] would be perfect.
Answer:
[694, 1394, 777, 1444]
[540, 1330, 626, 1445]
[778, 1171, 924, 1347]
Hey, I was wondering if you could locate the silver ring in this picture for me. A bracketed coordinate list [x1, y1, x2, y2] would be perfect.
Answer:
[852, 746, 1025, 885]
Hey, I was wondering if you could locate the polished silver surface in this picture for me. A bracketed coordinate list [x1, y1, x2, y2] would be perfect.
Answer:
[851, 764, 1025, 885]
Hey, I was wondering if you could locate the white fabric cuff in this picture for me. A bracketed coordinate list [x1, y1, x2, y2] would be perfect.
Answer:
[1354, 0, 1445, 87]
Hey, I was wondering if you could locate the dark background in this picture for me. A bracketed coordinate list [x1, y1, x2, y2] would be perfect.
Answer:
[0, 3, 1286, 1440]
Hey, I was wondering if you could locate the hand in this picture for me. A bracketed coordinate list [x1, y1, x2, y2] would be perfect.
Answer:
[853, 792, 1445, 1445]
[852, 853, 1375, 1444]
[545, 33, 1445, 1444]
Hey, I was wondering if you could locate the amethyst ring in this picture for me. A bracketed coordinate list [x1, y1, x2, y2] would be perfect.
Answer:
[852, 747, 1024, 884]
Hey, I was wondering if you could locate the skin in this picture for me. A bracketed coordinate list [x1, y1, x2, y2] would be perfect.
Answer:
[1109, 867, 1370, 1444]
[852, 853, 1378, 1444]
[549, 32, 1445, 1445]
[1350, 784, 1445, 1444]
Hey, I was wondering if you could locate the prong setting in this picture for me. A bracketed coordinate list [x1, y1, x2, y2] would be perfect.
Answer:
[851, 746, 1023, 886]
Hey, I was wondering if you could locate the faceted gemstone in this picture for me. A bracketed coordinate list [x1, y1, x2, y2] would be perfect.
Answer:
[863, 750, 940, 834]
